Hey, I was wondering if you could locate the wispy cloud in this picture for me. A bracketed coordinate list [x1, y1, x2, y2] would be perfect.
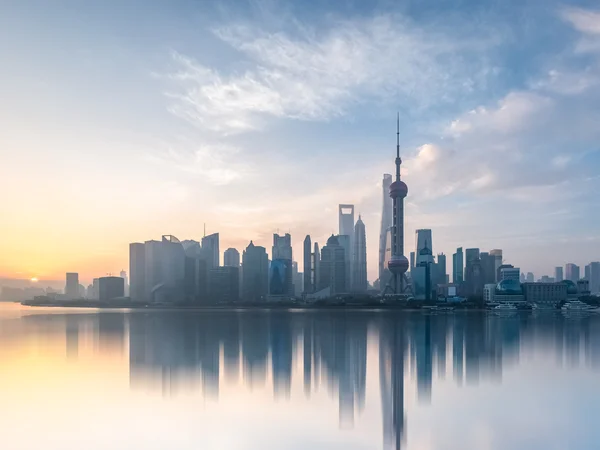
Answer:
[166, 14, 497, 134]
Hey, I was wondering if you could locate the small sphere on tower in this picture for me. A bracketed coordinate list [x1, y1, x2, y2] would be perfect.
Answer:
[388, 255, 409, 275]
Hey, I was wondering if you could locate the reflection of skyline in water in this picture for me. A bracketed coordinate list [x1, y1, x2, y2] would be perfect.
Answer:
[13, 310, 600, 449]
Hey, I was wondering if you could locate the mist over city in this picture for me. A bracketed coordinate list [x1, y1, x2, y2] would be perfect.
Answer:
[1, 1, 600, 449]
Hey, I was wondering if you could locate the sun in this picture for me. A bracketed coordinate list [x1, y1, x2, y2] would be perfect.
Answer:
[30, 277, 38, 283]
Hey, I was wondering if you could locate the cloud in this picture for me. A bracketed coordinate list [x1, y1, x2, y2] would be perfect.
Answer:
[561, 7, 600, 35]
[146, 142, 246, 185]
[561, 7, 600, 53]
[166, 14, 497, 134]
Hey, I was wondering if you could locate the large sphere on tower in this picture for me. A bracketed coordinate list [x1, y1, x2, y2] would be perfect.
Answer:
[388, 255, 409, 275]
[389, 180, 408, 199]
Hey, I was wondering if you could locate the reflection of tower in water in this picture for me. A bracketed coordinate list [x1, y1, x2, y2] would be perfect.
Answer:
[379, 319, 406, 450]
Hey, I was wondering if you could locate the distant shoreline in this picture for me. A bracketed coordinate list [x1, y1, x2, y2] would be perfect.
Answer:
[20, 299, 486, 312]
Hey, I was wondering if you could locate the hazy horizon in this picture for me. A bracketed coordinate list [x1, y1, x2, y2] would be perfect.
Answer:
[1, 0, 599, 284]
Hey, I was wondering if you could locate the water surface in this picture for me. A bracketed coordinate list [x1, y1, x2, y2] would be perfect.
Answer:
[1, 304, 598, 449]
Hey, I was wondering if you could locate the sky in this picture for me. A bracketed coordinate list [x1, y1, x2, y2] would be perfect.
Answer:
[1, 0, 599, 284]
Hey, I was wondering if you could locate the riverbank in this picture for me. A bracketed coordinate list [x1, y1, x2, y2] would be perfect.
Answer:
[21, 298, 487, 312]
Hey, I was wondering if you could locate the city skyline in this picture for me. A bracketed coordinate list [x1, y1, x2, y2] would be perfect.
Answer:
[2, 1, 600, 284]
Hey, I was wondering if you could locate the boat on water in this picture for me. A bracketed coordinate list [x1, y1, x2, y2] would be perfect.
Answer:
[561, 300, 600, 312]
[494, 303, 518, 311]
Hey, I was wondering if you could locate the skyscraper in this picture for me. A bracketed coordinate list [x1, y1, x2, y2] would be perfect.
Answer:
[379, 174, 393, 284]
[339, 204, 355, 286]
[272, 233, 293, 297]
[565, 263, 580, 282]
[386, 115, 409, 293]
[143, 235, 186, 303]
[129, 242, 145, 302]
[479, 252, 495, 284]
[464, 248, 482, 296]
[242, 241, 269, 302]
[201, 233, 220, 269]
[65, 273, 79, 299]
[319, 235, 347, 294]
[352, 215, 367, 292]
[554, 266, 564, 282]
[339, 204, 355, 243]
[313, 242, 320, 292]
[436, 253, 447, 285]
[415, 229, 433, 266]
[119, 270, 128, 296]
[272, 233, 292, 260]
[452, 247, 463, 284]
[489, 249, 503, 282]
[336, 234, 352, 291]
[588, 262, 600, 294]
[224, 248, 240, 267]
[303, 235, 313, 294]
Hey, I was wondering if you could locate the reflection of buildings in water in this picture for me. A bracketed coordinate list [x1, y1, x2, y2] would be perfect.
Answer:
[65, 315, 79, 360]
[310, 315, 368, 428]
[222, 316, 241, 383]
[270, 314, 293, 399]
[303, 319, 313, 397]
[97, 313, 126, 356]
[379, 317, 406, 450]
[241, 314, 269, 389]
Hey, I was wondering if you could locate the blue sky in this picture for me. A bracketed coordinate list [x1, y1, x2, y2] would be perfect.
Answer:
[1, 0, 599, 282]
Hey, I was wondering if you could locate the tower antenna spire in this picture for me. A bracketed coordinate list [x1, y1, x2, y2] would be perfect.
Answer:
[395, 112, 401, 182]
[396, 111, 400, 158]
[203, 223, 206, 238]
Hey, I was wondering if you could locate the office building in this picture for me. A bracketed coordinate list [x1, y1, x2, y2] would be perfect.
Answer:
[465, 248, 480, 266]
[452, 248, 464, 284]
[91, 278, 99, 300]
[119, 270, 128, 296]
[565, 263, 580, 282]
[352, 215, 368, 292]
[313, 242, 320, 291]
[415, 229, 433, 266]
[554, 267, 563, 283]
[303, 235, 313, 294]
[224, 248, 240, 267]
[129, 242, 146, 302]
[292, 261, 303, 297]
[201, 233, 220, 269]
[526, 272, 534, 283]
[319, 235, 347, 294]
[144, 235, 186, 303]
[65, 273, 79, 299]
[242, 241, 269, 302]
[523, 282, 567, 306]
[500, 267, 520, 282]
[378, 174, 393, 284]
[489, 249, 503, 282]
[99, 276, 125, 301]
[339, 204, 355, 288]
[577, 279, 590, 295]
[465, 257, 484, 296]
[412, 241, 435, 300]
[272, 233, 293, 260]
[589, 262, 600, 294]
[184, 256, 208, 303]
[479, 252, 495, 284]
[386, 117, 409, 293]
[269, 259, 293, 298]
[271, 233, 293, 297]
[208, 266, 239, 303]
[436, 253, 447, 286]
[337, 234, 351, 291]
[410, 252, 415, 272]
[483, 284, 496, 303]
